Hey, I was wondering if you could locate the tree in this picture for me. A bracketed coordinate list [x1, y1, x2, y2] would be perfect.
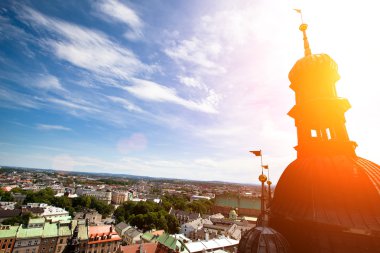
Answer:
[165, 213, 179, 234]
[113, 201, 179, 233]
[0, 189, 14, 201]
[2, 213, 31, 226]
[24, 188, 55, 204]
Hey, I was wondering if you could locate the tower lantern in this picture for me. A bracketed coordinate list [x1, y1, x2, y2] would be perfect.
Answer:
[287, 21, 357, 157]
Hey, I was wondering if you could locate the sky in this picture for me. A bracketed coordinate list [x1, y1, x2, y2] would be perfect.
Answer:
[0, 0, 379, 184]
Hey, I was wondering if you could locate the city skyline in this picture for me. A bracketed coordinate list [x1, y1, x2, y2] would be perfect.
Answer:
[1, 0, 379, 184]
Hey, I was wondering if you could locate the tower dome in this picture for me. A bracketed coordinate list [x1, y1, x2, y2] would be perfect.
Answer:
[270, 20, 380, 253]
[229, 208, 238, 220]
[238, 226, 291, 253]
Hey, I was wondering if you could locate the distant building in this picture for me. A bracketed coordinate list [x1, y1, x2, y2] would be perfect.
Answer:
[76, 189, 112, 204]
[123, 227, 142, 245]
[0, 209, 21, 223]
[54, 193, 78, 199]
[190, 195, 211, 202]
[111, 192, 130, 205]
[169, 208, 200, 226]
[115, 222, 131, 238]
[0, 202, 17, 210]
[74, 210, 102, 225]
[185, 237, 239, 253]
[212, 195, 260, 217]
[11, 193, 26, 205]
[23, 204, 69, 219]
[180, 218, 212, 237]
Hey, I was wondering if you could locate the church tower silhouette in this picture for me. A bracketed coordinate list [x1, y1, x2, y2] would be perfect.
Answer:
[270, 17, 380, 253]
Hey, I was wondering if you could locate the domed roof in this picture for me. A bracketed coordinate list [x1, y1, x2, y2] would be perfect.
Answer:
[271, 156, 380, 233]
[238, 226, 291, 253]
[288, 54, 340, 86]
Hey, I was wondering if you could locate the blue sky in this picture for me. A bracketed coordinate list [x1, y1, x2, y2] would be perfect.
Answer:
[1, 0, 379, 184]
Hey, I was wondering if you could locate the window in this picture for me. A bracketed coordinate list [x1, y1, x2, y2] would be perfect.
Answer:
[326, 128, 332, 140]
[311, 129, 318, 138]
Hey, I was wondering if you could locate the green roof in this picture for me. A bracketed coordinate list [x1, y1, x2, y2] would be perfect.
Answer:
[58, 224, 72, 237]
[17, 225, 43, 238]
[50, 216, 72, 223]
[0, 225, 19, 238]
[42, 223, 58, 238]
[28, 218, 45, 224]
[156, 233, 177, 250]
[141, 232, 155, 242]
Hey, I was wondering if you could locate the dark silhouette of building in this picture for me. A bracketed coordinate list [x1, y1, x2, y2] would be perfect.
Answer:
[238, 160, 291, 253]
[270, 19, 380, 253]
[63, 225, 80, 253]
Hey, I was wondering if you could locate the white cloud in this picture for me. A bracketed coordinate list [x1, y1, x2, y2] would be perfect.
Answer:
[165, 37, 225, 75]
[46, 97, 100, 113]
[36, 124, 71, 131]
[20, 7, 148, 80]
[35, 75, 65, 91]
[178, 75, 205, 89]
[107, 95, 145, 113]
[95, 0, 143, 40]
[0, 88, 40, 109]
[124, 78, 220, 114]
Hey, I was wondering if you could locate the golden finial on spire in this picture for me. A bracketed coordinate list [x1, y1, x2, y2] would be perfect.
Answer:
[294, 9, 311, 56]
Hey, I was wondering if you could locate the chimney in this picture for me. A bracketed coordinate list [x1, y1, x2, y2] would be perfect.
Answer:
[205, 232, 209, 242]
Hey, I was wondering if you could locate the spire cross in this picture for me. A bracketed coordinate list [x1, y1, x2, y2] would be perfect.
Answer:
[294, 9, 312, 56]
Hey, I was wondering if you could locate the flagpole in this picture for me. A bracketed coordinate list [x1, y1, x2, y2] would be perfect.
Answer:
[260, 149, 263, 174]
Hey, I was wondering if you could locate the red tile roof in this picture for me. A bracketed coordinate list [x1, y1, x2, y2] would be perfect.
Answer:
[88, 225, 121, 244]
[119, 243, 157, 253]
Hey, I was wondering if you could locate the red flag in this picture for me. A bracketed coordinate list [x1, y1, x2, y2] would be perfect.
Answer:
[262, 165, 269, 169]
[249, 150, 261, 156]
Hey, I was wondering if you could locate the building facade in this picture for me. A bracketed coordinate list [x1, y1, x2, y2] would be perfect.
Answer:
[87, 225, 121, 253]
[0, 225, 18, 253]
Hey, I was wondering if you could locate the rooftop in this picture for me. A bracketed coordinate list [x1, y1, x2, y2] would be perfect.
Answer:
[0, 225, 19, 238]
[17, 225, 43, 239]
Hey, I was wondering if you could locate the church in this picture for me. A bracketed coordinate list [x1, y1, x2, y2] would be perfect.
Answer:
[238, 16, 380, 253]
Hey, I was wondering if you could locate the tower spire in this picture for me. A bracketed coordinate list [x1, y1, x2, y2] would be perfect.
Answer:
[294, 9, 311, 56]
